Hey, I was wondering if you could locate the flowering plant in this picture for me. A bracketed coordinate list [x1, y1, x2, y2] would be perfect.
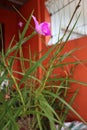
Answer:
[0, 8, 87, 130]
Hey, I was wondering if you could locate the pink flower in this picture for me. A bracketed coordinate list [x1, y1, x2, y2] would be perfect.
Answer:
[18, 21, 23, 28]
[32, 15, 51, 36]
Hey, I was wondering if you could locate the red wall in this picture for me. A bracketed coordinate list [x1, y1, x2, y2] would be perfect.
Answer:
[0, 8, 19, 78]
[0, 8, 18, 49]
[18, 0, 49, 76]
[19, 0, 41, 57]
[19, 0, 50, 54]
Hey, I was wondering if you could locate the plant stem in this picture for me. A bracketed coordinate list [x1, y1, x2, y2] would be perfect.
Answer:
[2, 54, 26, 112]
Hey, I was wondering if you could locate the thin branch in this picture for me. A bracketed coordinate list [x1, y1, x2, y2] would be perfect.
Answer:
[63, 0, 82, 37]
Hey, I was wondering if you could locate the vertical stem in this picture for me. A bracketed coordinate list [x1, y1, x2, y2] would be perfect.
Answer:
[2, 55, 26, 112]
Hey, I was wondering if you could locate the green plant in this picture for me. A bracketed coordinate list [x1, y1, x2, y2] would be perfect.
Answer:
[0, 2, 87, 130]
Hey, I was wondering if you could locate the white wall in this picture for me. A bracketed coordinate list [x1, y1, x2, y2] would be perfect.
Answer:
[45, 0, 87, 45]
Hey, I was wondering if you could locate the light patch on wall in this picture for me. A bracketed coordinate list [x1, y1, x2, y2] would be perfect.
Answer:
[45, 0, 87, 45]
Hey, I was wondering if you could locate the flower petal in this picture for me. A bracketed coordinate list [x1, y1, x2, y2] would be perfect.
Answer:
[32, 15, 39, 30]
[39, 22, 51, 36]
[32, 15, 51, 36]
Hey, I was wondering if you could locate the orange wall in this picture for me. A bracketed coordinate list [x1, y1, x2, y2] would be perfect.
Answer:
[42, 36, 87, 121]
[65, 37, 87, 121]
